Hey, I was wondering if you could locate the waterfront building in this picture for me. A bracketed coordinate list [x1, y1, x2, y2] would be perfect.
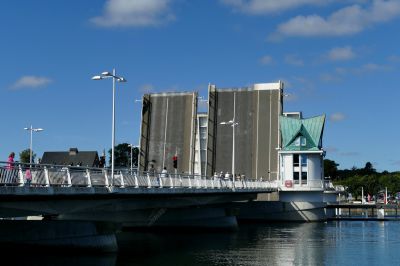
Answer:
[41, 148, 100, 167]
[278, 114, 326, 198]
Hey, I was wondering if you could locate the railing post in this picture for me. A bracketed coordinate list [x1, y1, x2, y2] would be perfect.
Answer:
[159, 174, 163, 188]
[211, 177, 214, 189]
[147, 173, 152, 188]
[169, 174, 174, 188]
[18, 165, 24, 186]
[120, 171, 125, 188]
[231, 176, 235, 191]
[179, 174, 183, 187]
[188, 176, 192, 188]
[86, 169, 92, 187]
[44, 166, 50, 187]
[196, 176, 200, 189]
[104, 169, 109, 187]
[66, 168, 72, 187]
[134, 172, 139, 188]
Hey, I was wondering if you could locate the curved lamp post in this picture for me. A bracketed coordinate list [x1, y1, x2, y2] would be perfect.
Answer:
[24, 126, 44, 164]
[92, 69, 127, 185]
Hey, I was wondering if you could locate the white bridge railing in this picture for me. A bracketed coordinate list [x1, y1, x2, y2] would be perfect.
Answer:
[0, 162, 276, 191]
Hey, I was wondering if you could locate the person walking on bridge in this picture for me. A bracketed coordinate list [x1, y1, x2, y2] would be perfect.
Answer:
[6, 152, 15, 184]
[159, 166, 168, 188]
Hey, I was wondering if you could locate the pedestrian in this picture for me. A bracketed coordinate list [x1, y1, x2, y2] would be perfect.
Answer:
[6, 152, 15, 184]
[25, 169, 32, 187]
[161, 166, 168, 177]
[6, 152, 15, 170]
[219, 171, 224, 187]
[160, 166, 168, 187]
[149, 164, 156, 177]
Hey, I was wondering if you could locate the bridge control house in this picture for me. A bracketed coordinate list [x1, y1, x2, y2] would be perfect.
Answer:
[278, 114, 326, 201]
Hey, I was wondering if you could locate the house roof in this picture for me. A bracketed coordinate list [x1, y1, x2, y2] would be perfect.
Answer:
[280, 115, 325, 151]
[41, 149, 99, 167]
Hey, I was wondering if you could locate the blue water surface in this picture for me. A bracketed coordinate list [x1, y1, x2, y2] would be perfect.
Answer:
[4, 221, 400, 266]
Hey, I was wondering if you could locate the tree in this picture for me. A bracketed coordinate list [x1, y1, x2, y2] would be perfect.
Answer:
[108, 143, 139, 168]
[363, 162, 376, 175]
[324, 159, 339, 179]
[19, 149, 35, 164]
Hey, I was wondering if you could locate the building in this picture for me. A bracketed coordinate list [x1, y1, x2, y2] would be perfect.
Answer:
[194, 113, 208, 176]
[41, 148, 100, 167]
[278, 114, 326, 194]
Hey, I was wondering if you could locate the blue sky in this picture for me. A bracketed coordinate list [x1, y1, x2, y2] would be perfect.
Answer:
[1, 0, 399, 171]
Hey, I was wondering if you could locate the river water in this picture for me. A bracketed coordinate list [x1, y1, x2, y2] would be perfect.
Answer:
[5, 221, 400, 265]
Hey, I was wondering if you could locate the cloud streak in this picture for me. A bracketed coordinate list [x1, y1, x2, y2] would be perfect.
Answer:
[91, 0, 175, 28]
[259, 55, 273, 65]
[220, 0, 328, 15]
[327, 46, 355, 61]
[329, 112, 346, 122]
[10, 75, 52, 90]
[270, 0, 400, 39]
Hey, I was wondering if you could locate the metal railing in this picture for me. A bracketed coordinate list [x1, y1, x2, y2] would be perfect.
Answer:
[279, 179, 325, 190]
[0, 161, 276, 191]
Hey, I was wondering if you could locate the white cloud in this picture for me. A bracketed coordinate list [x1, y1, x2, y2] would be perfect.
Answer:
[259, 55, 273, 65]
[329, 112, 346, 122]
[10, 75, 52, 90]
[354, 63, 391, 73]
[271, 0, 400, 38]
[388, 55, 400, 63]
[90, 0, 175, 28]
[284, 54, 304, 66]
[327, 46, 355, 61]
[320, 73, 342, 82]
[220, 0, 328, 15]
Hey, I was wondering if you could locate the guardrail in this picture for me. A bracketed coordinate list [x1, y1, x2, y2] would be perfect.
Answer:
[0, 161, 276, 190]
[279, 179, 325, 190]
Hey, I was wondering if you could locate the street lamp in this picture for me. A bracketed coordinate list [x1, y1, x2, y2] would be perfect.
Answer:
[24, 125, 44, 164]
[92, 69, 127, 185]
[220, 92, 238, 178]
[128, 144, 138, 174]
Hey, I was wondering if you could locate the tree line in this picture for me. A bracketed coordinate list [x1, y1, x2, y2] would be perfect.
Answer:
[324, 159, 400, 199]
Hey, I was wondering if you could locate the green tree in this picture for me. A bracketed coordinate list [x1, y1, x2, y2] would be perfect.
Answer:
[108, 143, 139, 168]
[19, 149, 36, 164]
[324, 159, 339, 180]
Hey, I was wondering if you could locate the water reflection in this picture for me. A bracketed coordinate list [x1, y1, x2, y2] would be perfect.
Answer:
[6, 222, 400, 265]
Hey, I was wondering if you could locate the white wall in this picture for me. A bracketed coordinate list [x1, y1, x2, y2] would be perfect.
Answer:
[281, 154, 293, 181]
[308, 154, 322, 181]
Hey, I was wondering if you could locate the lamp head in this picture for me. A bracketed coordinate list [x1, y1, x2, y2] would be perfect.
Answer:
[34, 128, 44, 132]
[91, 75, 102, 80]
[101, 71, 112, 76]
[117, 77, 127, 82]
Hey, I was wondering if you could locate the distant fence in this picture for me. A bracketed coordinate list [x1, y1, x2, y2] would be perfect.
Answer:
[0, 161, 276, 190]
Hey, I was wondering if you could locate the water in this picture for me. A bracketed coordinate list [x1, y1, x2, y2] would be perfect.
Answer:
[5, 221, 400, 265]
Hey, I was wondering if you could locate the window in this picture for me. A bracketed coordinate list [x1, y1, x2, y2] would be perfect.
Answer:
[294, 172, 299, 184]
[301, 155, 307, 167]
[293, 154, 299, 167]
[294, 136, 307, 146]
[295, 137, 300, 146]
[301, 172, 308, 185]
